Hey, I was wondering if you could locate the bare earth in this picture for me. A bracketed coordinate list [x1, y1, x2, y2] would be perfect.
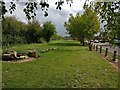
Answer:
[2, 57, 36, 63]
[101, 53, 120, 72]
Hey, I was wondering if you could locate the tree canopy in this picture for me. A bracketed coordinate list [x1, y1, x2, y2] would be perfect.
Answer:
[64, 7, 100, 45]
[94, 1, 120, 40]
[25, 20, 42, 43]
[41, 21, 56, 43]
[0, 0, 73, 20]
[2, 17, 57, 47]
[84, 0, 120, 41]
[1, 0, 119, 45]
[2, 17, 27, 46]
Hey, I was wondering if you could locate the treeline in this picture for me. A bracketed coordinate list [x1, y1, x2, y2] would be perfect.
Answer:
[2, 17, 61, 47]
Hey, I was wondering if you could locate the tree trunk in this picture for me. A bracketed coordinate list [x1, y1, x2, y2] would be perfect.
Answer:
[82, 41, 85, 46]
[81, 36, 85, 46]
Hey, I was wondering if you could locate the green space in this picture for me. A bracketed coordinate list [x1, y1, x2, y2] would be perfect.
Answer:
[1, 0, 119, 89]
[2, 40, 118, 88]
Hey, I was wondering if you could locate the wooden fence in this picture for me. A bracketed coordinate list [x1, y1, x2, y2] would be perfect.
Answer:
[89, 44, 119, 62]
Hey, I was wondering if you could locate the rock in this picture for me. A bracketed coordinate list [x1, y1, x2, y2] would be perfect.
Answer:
[45, 49, 49, 52]
[104, 69, 107, 71]
[41, 50, 45, 53]
[51, 48, 54, 50]
[17, 55, 28, 60]
[53, 48, 56, 50]
[2, 50, 17, 60]
[16, 52, 28, 59]
[48, 48, 52, 50]
[115, 59, 118, 62]
[27, 50, 38, 58]
[17, 52, 24, 57]
[53, 48, 57, 50]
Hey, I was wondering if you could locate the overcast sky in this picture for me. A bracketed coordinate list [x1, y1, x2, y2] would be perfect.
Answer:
[5, 0, 100, 36]
[5, 0, 87, 36]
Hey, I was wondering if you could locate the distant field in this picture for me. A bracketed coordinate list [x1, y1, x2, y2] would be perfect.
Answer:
[2, 40, 118, 88]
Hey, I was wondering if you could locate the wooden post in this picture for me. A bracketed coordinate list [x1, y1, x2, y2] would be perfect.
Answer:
[105, 48, 108, 56]
[92, 45, 94, 50]
[93, 45, 95, 50]
[113, 51, 117, 61]
[100, 46, 102, 53]
[89, 44, 92, 51]
[96, 45, 98, 51]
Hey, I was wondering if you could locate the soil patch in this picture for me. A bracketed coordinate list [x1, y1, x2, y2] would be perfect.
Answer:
[101, 53, 120, 72]
[3, 57, 36, 63]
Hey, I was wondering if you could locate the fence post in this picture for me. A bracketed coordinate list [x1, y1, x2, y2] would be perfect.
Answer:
[113, 51, 117, 61]
[93, 45, 95, 50]
[89, 44, 92, 51]
[100, 46, 102, 53]
[105, 48, 108, 56]
[96, 45, 98, 51]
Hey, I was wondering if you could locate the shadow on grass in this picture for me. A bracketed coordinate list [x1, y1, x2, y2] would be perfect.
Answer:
[57, 48, 88, 52]
[49, 42, 82, 47]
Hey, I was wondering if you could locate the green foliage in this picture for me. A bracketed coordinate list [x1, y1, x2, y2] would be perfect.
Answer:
[2, 17, 58, 47]
[64, 7, 100, 45]
[83, 7, 100, 40]
[64, 14, 83, 43]
[0, 0, 73, 20]
[51, 34, 63, 40]
[0, 1, 7, 19]
[2, 17, 43, 47]
[41, 21, 56, 43]
[2, 17, 27, 47]
[25, 21, 42, 43]
[93, 1, 120, 40]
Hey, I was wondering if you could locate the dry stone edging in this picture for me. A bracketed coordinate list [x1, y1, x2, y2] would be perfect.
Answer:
[40, 47, 57, 53]
[2, 49, 39, 61]
[2, 47, 57, 62]
[2, 50, 17, 61]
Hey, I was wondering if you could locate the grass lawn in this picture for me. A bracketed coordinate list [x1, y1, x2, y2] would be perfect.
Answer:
[2, 40, 118, 88]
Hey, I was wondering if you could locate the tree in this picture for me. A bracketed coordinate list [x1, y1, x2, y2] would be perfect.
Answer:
[82, 7, 100, 42]
[2, 17, 27, 47]
[88, 1, 120, 41]
[83, 0, 120, 47]
[2, 17, 42, 47]
[64, 14, 85, 45]
[41, 21, 56, 43]
[51, 34, 63, 40]
[64, 7, 100, 45]
[26, 20, 42, 43]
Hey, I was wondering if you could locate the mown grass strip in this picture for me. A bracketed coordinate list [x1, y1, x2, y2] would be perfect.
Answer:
[2, 40, 118, 88]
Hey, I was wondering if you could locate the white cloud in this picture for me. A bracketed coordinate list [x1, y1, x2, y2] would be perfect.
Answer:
[5, 0, 85, 36]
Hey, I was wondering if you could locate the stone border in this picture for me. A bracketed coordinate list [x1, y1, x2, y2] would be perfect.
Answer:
[2, 57, 36, 63]
[2, 47, 58, 63]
